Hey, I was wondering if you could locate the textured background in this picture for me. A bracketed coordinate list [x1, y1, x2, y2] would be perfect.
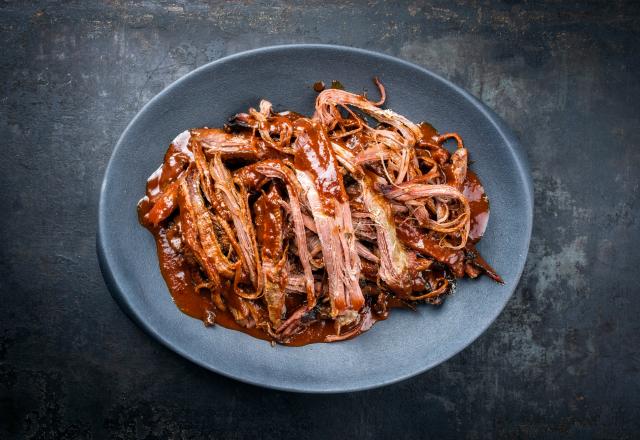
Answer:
[1, 1, 639, 438]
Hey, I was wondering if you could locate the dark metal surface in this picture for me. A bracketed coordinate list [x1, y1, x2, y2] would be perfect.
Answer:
[1, 0, 639, 438]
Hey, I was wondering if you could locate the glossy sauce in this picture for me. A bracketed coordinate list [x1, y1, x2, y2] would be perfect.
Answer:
[138, 131, 192, 219]
[417, 122, 450, 164]
[292, 118, 347, 213]
[418, 121, 438, 142]
[139, 120, 492, 346]
[394, 169, 490, 278]
[150, 225, 387, 345]
[141, 169, 491, 346]
[142, 194, 383, 345]
[313, 81, 326, 92]
[417, 120, 489, 242]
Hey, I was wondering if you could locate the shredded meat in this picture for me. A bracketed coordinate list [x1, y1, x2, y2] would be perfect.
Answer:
[138, 79, 500, 345]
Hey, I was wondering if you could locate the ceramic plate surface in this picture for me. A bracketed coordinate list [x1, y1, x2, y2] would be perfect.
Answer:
[98, 44, 533, 393]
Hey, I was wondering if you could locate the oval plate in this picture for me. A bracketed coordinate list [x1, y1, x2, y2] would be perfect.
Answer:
[98, 44, 533, 393]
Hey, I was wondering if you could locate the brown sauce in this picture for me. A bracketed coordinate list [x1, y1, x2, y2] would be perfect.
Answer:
[418, 121, 439, 142]
[417, 122, 450, 163]
[139, 132, 191, 205]
[138, 107, 495, 345]
[313, 81, 326, 92]
[292, 118, 347, 212]
[151, 225, 387, 346]
[141, 168, 491, 346]
[254, 189, 283, 260]
[394, 169, 489, 279]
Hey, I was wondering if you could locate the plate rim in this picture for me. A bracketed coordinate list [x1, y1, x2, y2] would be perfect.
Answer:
[97, 43, 533, 393]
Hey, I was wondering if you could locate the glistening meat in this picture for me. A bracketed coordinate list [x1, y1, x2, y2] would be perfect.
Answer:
[137, 79, 501, 345]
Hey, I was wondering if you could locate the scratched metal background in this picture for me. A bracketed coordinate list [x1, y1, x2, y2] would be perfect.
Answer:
[1, 1, 639, 438]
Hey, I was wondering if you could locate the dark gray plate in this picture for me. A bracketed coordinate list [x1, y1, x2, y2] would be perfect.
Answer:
[98, 44, 533, 393]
